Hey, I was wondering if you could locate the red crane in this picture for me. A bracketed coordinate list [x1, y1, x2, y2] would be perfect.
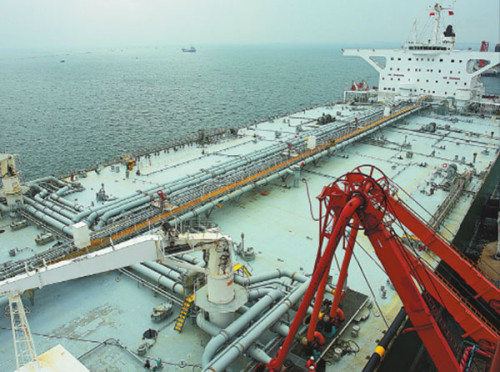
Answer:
[479, 41, 490, 68]
[267, 165, 500, 371]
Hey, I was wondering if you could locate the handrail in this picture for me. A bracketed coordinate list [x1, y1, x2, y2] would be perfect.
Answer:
[50, 104, 423, 264]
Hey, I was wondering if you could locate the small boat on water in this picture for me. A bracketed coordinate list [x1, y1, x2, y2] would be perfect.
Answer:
[181, 46, 196, 53]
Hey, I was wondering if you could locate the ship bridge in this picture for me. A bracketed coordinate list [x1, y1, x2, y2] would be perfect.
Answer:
[343, 47, 500, 104]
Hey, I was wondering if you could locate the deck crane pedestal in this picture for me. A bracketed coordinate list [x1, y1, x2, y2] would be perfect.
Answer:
[268, 165, 500, 372]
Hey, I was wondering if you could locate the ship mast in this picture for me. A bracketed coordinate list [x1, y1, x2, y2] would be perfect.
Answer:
[429, 1, 454, 45]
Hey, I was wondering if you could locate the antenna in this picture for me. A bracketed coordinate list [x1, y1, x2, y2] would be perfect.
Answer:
[428, 1, 454, 45]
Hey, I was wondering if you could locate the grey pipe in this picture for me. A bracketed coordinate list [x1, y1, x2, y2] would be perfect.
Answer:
[197, 313, 222, 337]
[49, 193, 84, 212]
[129, 263, 184, 296]
[178, 253, 206, 268]
[198, 308, 288, 340]
[23, 205, 73, 235]
[247, 288, 273, 300]
[234, 269, 307, 286]
[271, 321, 290, 337]
[203, 280, 309, 371]
[28, 176, 68, 188]
[174, 166, 298, 224]
[54, 185, 70, 196]
[201, 288, 285, 367]
[33, 194, 78, 220]
[74, 190, 150, 223]
[142, 262, 182, 282]
[23, 197, 74, 226]
[48, 186, 85, 212]
[247, 345, 272, 365]
[95, 196, 152, 228]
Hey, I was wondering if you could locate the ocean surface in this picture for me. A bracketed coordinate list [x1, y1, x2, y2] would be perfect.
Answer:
[0, 44, 380, 181]
[0, 45, 497, 181]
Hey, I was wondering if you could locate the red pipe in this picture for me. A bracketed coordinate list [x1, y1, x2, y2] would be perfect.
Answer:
[268, 196, 362, 371]
[306, 261, 331, 342]
[329, 218, 359, 319]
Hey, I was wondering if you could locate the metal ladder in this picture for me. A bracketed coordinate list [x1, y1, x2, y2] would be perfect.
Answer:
[173, 293, 195, 333]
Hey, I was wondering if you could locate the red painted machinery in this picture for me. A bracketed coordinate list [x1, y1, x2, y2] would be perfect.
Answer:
[267, 165, 500, 371]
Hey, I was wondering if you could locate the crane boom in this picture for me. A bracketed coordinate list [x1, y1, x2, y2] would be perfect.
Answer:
[0, 230, 230, 296]
[0, 235, 162, 296]
[388, 194, 499, 307]
[268, 165, 500, 371]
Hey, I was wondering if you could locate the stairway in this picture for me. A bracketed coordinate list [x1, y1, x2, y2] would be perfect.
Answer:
[173, 294, 195, 333]
[233, 263, 252, 277]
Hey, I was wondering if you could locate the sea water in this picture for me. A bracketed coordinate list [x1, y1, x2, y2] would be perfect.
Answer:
[0, 44, 377, 180]
[0, 44, 497, 181]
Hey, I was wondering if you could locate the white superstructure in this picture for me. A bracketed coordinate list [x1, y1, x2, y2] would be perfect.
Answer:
[343, 2, 500, 105]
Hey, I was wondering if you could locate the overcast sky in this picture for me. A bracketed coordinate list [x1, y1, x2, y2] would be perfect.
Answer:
[0, 0, 498, 49]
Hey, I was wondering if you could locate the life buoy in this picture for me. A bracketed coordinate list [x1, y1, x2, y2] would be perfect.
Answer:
[442, 163, 448, 168]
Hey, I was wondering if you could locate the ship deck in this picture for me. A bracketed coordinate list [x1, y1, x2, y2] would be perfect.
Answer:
[0, 101, 498, 371]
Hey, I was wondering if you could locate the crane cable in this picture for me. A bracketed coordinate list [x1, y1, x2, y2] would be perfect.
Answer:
[352, 251, 389, 328]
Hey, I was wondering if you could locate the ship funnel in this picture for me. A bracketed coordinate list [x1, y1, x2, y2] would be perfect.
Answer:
[442, 25, 455, 48]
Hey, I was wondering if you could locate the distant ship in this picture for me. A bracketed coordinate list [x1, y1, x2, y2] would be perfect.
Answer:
[182, 46, 196, 53]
